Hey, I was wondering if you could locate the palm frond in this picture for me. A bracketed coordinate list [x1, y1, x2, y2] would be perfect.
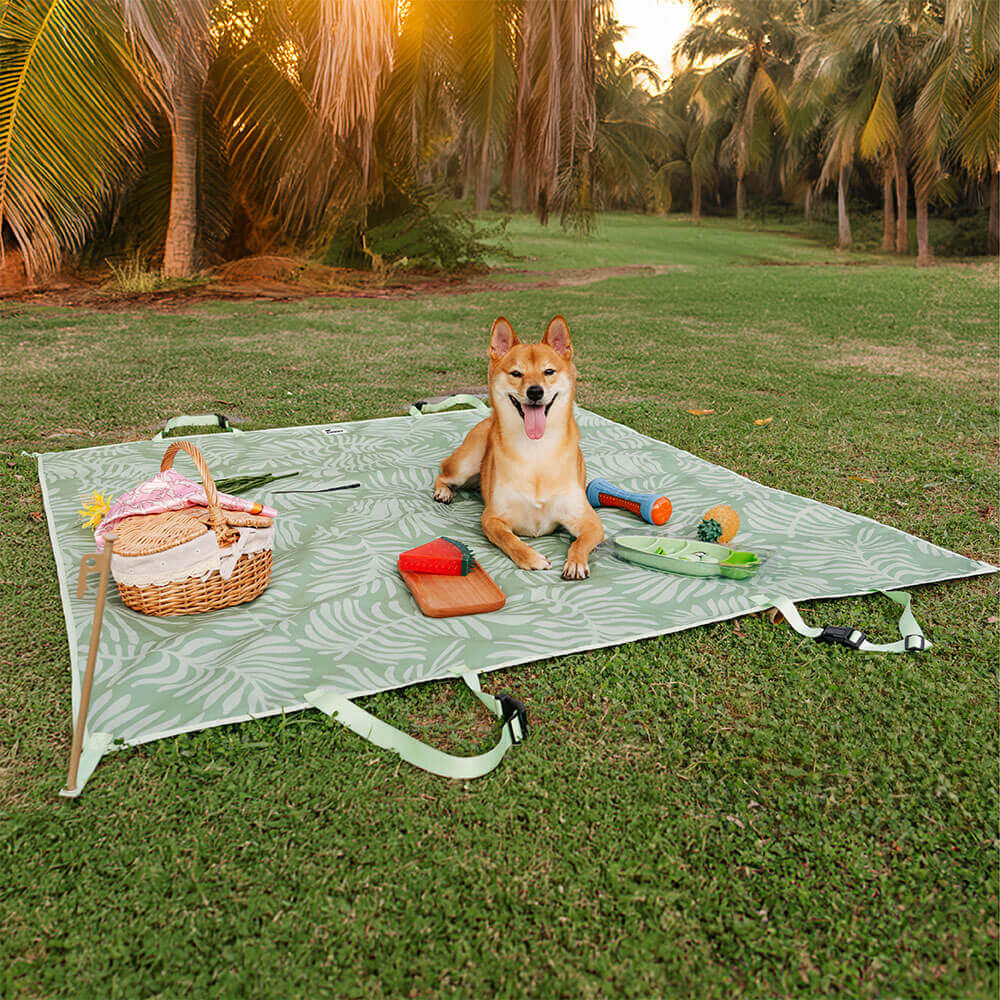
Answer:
[858, 65, 900, 159]
[953, 63, 999, 174]
[0, 0, 151, 276]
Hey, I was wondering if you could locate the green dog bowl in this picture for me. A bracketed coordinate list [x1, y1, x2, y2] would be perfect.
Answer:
[612, 534, 763, 580]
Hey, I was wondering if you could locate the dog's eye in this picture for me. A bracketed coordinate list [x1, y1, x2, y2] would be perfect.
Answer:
[543, 368, 555, 376]
[509, 370, 523, 378]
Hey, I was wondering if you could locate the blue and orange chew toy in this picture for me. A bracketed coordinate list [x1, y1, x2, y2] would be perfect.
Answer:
[586, 478, 672, 526]
[398, 537, 476, 575]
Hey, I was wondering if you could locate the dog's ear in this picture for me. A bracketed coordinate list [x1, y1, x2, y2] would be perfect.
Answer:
[489, 316, 519, 360]
[542, 315, 573, 360]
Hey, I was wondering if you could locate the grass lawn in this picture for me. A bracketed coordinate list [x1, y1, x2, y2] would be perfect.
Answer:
[1, 215, 997, 999]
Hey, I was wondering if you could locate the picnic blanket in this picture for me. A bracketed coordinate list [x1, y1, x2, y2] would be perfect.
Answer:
[38, 401, 995, 793]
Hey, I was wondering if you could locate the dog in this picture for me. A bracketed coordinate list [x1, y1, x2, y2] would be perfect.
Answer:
[433, 315, 604, 579]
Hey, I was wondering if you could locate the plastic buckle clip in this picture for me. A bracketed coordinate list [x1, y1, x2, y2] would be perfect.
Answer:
[903, 634, 927, 653]
[816, 625, 866, 649]
[497, 693, 528, 744]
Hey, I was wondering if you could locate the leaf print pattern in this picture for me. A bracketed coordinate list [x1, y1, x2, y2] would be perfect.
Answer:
[38, 405, 996, 750]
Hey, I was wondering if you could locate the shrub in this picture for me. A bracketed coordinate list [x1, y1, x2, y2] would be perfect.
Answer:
[322, 183, 510, 273]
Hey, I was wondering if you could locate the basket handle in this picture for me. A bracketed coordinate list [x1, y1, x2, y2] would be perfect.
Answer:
[160, 440, 227, 534]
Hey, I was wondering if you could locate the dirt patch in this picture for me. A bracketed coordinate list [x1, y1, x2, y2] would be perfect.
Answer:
[0, 263, 688, 313]
[544, 264, 692, 286]
[683, 321, 993, 388]
[828, 339, 991, 383]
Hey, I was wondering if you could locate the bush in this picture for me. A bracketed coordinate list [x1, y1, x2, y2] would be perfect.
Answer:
[931, 212, 991, 257]
[321, 183, 511, 273]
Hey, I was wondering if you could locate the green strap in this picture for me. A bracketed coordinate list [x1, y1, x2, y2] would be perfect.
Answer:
[305, 672, 525, 779]
[408, 395, 489, 418]
[152, 414, 243, 440]
[59, 732, 113, 798]
[758, 589, 931, 653]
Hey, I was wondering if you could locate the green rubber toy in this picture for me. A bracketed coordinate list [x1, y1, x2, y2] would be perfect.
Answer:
[697, 518, 723, 543]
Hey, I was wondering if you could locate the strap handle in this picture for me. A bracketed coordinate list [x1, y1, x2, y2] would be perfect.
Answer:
[758, 589, 930, 653]
[152, 414, 242, 440]
[160, 440, 233, 539]
[305, 672, 526, 779]
[409, 395, 489, 418]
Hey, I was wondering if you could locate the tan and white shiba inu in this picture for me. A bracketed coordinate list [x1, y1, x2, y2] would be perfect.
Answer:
[433, 315, 604, 579]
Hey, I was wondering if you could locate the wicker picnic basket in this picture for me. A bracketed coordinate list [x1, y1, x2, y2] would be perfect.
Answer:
[111, 441, 275, 616]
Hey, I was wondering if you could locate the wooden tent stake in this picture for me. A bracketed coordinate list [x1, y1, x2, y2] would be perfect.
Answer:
[63, 536, 115, 795]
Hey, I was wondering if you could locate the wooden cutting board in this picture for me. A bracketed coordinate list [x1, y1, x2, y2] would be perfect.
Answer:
[399, 564, 506, 618]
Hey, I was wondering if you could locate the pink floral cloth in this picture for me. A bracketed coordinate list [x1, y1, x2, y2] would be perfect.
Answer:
[95, 469, 277, 550]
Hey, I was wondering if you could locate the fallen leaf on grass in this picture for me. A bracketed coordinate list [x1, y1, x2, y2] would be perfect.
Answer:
[687, 408, 716, 416]
[754, 417, 773, 426]
[988, 616, 999, 625]
[847, 475, 876, 483]
[29, 511, 43, 522]
[980, 505, 995, 520]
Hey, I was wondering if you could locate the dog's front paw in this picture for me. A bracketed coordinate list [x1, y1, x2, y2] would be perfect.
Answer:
[561, 558, 590, 580]
[433, 482, 454, 504]
[515, 548, 551, 571]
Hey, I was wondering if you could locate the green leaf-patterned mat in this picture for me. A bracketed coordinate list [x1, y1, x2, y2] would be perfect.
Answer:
[40, 406, 995, 758]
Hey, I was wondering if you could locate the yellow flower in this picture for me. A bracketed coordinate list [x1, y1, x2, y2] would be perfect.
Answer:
[78, 491, 113, 531]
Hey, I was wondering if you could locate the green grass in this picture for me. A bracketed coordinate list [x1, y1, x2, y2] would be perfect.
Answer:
[2, 214, 997, 999]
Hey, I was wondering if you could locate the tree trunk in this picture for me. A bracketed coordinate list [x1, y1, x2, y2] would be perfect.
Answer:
[989, 169, 999, 255]
[691, 177, 701, 222]
[837, 164, 852, 249]
[803, 186, 812, 221]
[894, 148, 909, 254]
[736, 175, 745, 219]
[475, 137, 490, 213]
[163, 71, 201, 278]
[461, 134, 476, 202]
[510, 159, 526, 211]
[881, 167, 896, 251]
[915, 188, 932, 265]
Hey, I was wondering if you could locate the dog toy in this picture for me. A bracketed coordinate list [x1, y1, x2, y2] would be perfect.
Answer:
[398, 537, 476, 575]
[586, 478, 672, 525]
[697, 505, 740, 544]
[613, 534, 762, 580]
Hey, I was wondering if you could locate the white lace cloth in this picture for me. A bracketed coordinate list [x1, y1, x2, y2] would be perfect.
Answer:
[111, 525, 275, 588]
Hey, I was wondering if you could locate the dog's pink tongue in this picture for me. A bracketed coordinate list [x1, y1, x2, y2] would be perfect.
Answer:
[524, 404, 546, 440]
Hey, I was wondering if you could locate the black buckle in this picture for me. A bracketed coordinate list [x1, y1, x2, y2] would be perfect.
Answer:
[816, 625, 866, 649]
[497, 693, 528, 743]
[904, 634, 927, 653]
[214, 413, 230, 429]
[412, 400, 428, 413]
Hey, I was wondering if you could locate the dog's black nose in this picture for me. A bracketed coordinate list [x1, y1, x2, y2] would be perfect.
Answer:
[526, 384, 544, 403]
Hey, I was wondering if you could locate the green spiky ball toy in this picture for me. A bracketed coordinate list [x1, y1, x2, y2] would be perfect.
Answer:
[697, 518, 723, 543]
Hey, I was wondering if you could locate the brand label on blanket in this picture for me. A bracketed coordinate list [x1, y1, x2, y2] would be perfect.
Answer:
[322, 427, 347, 435]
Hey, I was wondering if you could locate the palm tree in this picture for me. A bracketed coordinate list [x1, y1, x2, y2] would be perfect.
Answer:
[801, 1, 943, 258]
[679, 0, 798, 219]
[1, 0, 606, 278]
[912, 0, 999, 259]
[0, 0, 151, 280]
[120, 0, 216, 276]
[591, 18, 668, 211]
[508, 0, 597, 226]
[656, 66, 726, 221]
[795, 31, 876, 248]
[453, 0, 518, 212]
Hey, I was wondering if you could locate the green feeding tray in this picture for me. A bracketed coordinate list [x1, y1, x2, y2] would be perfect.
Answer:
[612, 534, 763, 580]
